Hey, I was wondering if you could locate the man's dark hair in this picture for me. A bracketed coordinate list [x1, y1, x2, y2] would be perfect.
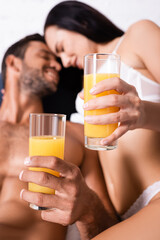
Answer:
[1, 33, 45, 87]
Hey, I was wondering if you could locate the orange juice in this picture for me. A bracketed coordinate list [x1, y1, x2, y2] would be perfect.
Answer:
[84, 73, 120, 138]
[29, 136, 65, 194]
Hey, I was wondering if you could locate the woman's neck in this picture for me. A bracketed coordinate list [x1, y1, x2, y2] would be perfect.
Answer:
[97, 37, 121, 53]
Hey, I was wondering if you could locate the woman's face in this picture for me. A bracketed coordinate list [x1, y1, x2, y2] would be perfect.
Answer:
[45, 26, 98, 69]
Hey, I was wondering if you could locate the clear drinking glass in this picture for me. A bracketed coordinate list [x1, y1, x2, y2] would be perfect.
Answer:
[29, 113, 66, 210]
[84, 53, 121, 150]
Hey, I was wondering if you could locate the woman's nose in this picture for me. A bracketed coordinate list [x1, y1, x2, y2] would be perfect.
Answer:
[61, 54, 72, 68]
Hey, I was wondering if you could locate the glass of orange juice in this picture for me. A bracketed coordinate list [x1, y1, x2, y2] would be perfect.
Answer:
[29, 113, 66, 210]
[84, 53, 120, 150]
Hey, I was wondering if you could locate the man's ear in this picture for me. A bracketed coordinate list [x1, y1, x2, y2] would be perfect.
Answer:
[5, 54, 22, 73]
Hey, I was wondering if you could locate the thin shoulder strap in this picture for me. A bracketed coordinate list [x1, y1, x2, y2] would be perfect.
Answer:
[112, 35, 124, 53]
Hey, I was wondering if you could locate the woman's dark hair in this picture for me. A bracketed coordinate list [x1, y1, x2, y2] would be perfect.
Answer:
[1, 33, 45, 87]
[44, 1, 124, 43]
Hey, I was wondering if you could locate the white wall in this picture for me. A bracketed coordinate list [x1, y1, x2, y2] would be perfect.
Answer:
[0, 0, 160, 67]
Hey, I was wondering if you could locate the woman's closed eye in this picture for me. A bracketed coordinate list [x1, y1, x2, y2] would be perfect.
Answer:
[56, 44, 64, 54]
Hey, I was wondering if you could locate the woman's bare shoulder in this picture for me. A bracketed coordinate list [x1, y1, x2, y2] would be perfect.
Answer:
[126, 20, 159, 40]
[122, 20, 160, 60]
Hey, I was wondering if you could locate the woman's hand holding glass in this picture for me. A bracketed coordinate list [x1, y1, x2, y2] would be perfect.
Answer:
[82, 77, 146, 145]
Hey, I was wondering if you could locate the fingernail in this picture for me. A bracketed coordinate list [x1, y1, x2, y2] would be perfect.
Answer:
[20, 189, 25, 199]
[83, 102, 88, 109]
[24, 157, 31, 165]
[90, 86, 97, 94]
[19, 170, 24, 180]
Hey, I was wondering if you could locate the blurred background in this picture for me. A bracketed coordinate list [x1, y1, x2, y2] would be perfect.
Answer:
[0, 0, 160, 106]
[0, 0, 160, 67]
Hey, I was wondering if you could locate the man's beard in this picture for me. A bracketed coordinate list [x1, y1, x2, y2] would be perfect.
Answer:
[20, 63, 58, 97]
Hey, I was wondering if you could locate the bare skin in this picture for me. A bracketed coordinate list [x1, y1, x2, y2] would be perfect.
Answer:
[20, 120, 119, 238]
[45, 20, 160, 137]
[0, 39, 67, 240]
[85, 20, 160, 239]
[19, 19, 160, 240]
[0, 38, 117, 240]
[0, 119, 117, 240]
[81, 20, 160, 215]
[0, 115, 68, 240]
[82, 20, 160, 141]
